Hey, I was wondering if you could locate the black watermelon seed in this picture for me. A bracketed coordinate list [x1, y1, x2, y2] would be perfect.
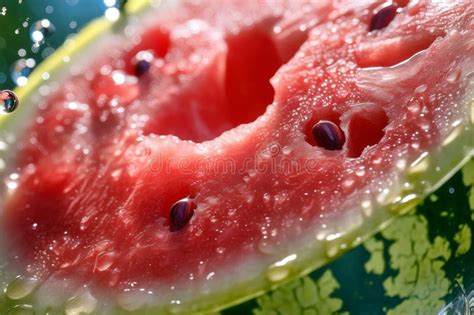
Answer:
[135, 60, 152, 77]
[369, 3, 400, 31]
[312, 120, 345, 151]
[170, 197, 196, 232]
[1, 90, 19, 113]
[134, 50, 154, 77]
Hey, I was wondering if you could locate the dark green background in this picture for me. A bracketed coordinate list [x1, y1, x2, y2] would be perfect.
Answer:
[0, 0, 107, 90]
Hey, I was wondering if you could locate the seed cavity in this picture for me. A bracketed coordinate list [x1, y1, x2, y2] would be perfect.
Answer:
[346, 105, 388, 158]
[311, 120, 345, 151]
[1, 90, 19, 113]
[170, 197, 196, 232]
[369, 3, 400, 31]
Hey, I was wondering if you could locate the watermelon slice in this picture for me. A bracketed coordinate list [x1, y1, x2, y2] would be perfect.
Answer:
[0, 0, 473, 313]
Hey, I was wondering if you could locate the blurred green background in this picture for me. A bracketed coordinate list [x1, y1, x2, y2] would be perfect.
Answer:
[0, 0, 110, 90]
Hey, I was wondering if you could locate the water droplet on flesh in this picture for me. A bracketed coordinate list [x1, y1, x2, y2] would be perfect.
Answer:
[65, 291, 97, 315]
[407, 99, 421, 114]
[266, 255, 296, 282]
[266, 265, 290, 282]
[446, 67, 461, 84]
[95, 251, 115, 272]
[414, 84, 427, 95]
[5, 276, 38, 300]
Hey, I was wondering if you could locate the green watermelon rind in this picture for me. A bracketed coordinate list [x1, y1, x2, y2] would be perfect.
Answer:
[249, 158, 474, 315]
[0, 1, 473, 314]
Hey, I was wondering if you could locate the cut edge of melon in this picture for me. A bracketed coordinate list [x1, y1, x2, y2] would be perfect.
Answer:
[167, 125, 474, 315]
[0, 0, 473, 314]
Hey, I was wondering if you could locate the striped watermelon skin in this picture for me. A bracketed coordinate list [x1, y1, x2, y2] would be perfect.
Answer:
[223, 158, 474, 315]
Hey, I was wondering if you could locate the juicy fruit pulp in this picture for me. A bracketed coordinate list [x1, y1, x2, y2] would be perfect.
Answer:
[1, 0, 473, 313]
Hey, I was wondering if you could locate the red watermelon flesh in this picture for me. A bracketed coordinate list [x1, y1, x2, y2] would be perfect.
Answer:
[1, 0, 473, 311]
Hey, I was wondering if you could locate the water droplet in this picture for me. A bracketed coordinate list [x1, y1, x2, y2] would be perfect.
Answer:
[263, 193, 271, 203]
[5, 276, 38, 300]
[273, 254, 297, 267]
[342, 178, 355, 188]
[396, 159, 407, 170]
[110, 169, 122, 181]
[45, 5, 54, 14]
[355, 168, 365, 177]
[206, 272, 215, 280]
[258, 239, 276, 255]
[168, 299, 184, 314]
[17, 48, 26, 57]
[170, 197, 196, 232]
[11, 58, 35, 86]
[65, 291, 97, 315]
[94, 251, 115, 272]
[446, 67, 461, 84]
[326, 243, 339, 258]
[281, 146, 292, 155]
[409, 151, 430, 174]
[1, 90, 19, 113]
[376, 188, 394, 205]
[442, 126, 462, 146]
[420, 121, 430, 132]
[414, 84, 427, 95]
[30, 19, 55, 44]
[407, 99, 421, 114]
[392, 193, 420, 214]
[266, 265, 290, 282]
[361, 201, 372, 217]
[326, 233, 342, 241]
[70, 21, 78, 29]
